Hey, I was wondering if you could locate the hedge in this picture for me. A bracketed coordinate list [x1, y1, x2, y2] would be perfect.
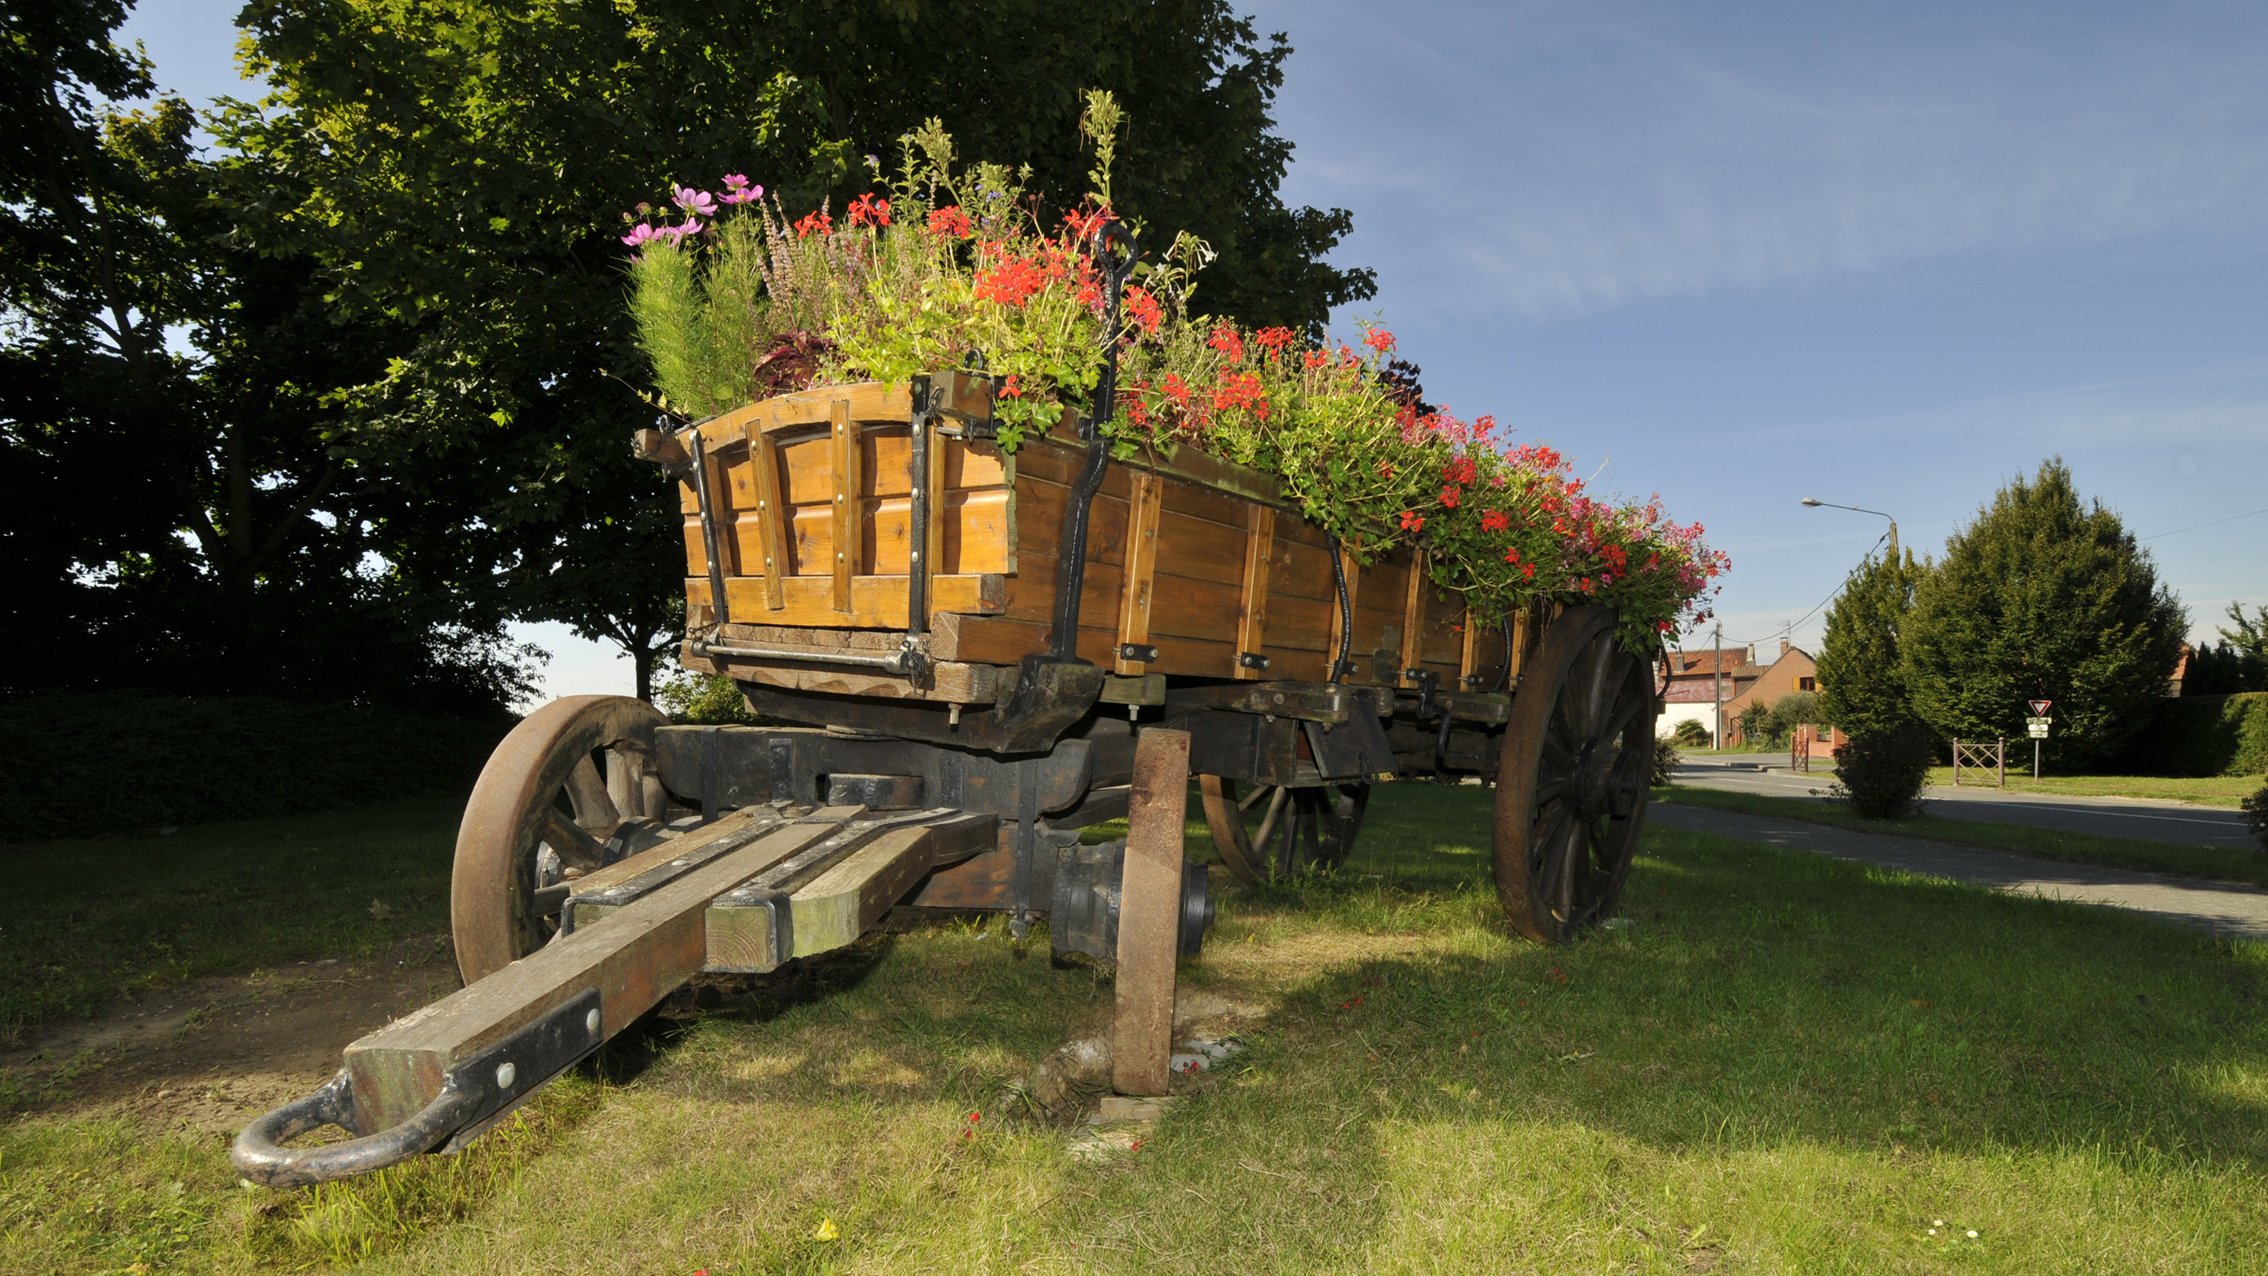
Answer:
[2115, 692, 2268, 778]
[0, 692, 517, 842]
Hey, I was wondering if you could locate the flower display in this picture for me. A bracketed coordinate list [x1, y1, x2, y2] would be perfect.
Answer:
[616, 99, 1725, 650]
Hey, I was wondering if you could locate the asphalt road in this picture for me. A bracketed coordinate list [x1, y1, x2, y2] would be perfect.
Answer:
[1670, 754, 2255, 850]
[1649, 801, 2268, 941]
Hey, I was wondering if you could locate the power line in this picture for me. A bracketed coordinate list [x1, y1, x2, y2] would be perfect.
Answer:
[2141, 505, 2268, 542]
[1729, 529, 1889, 648]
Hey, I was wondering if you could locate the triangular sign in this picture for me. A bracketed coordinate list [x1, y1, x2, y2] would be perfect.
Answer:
[2028, 699, 2052, 716]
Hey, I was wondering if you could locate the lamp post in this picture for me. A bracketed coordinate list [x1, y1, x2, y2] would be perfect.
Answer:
[1801, 497, 1898, 558]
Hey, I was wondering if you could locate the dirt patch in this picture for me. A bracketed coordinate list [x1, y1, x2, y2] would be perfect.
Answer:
[1, 931, 461, 1137]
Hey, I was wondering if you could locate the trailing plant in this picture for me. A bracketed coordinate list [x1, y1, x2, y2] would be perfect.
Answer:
[616, 95, 1726, 652]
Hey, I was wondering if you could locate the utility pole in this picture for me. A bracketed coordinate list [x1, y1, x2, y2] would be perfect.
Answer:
[1712, 622, 1724, 748]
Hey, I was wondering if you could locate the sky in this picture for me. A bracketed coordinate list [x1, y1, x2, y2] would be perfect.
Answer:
[123, 0, 2267, 698]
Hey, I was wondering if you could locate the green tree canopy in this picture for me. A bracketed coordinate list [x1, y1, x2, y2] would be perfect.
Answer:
[1901, 458, 2186, 769]
[225, 0, 1373, 697]
[1816, 548, 1925, 741]
[1, 0, 535, 709]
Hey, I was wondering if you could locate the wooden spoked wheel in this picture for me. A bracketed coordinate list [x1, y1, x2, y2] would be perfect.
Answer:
[1493, 606, 1657, 943]
[1198, 777, 1370, 884]
[451, 695, 674, 983]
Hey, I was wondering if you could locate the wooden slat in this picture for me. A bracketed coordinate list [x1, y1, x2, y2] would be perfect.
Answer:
[931, 613, 1118, 666]
[1115, 470, 1165, 674]
[922, 413, 947, 585]
[830, 399, 857, 610]
[741, 420, 789, 610]
[1460, 606, 1481, 689]
[1144, 573, 1244, 644]
[689, 573, 1004, 629]
[1399, 551, 1427, 686]
[1236, 505, 1273, 680]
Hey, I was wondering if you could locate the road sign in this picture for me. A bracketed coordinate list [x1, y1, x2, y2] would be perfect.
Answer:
[2027, 718, 2050, 738]
[2028, 699, 2052, 717]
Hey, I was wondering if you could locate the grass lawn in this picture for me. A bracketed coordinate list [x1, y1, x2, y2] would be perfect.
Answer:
[0, 797, 462, 1046]
[1658, 785, 2268, 887]
[5, 785, 2267, 1272]
[1921, 767, 2258, 808]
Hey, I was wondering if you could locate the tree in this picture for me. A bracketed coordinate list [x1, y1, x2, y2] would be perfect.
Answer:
[1816, 548, 1926, 740]
[2217, 602, 2268, 692]
[227, 0, 1374, 697]
[1, 0, 536, 710]
[1901, 459, 2186, 769]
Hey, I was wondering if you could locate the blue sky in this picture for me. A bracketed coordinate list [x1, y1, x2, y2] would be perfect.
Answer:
[124, 1, 2267, 696]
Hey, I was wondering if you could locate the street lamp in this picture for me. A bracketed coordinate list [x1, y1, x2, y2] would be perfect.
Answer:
[1801, 497, 1898, 558]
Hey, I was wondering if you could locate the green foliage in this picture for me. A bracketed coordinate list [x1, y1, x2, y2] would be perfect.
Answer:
[2206, 602, 2268, 692]
[1828, 724, 1935, 819]
[0, 692, 513, 841]
[1901, 458, 2186, 770]
[2244, 782, 2268, 855]
[1737, 701, 1776, 748]
[1771, 691, 1823, 731]
[1816, 548, 1925, 740]
[1650, 736, 1681, 785]
[2115, 692, 2268, 778]
[1673, 718, 1712, 748]
[652, 668, 761, 724]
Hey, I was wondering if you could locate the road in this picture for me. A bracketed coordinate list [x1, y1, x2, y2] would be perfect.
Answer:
[1670, 754, 2255, 850]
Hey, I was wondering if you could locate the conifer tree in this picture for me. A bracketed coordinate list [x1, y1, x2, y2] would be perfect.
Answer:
[1901, 459, 2186, 769]
[1816, 547, 1925, 741]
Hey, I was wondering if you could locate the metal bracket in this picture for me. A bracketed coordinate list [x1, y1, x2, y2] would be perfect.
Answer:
[439, 990, 606, 1149]
[1238, 651, 1271, 672]
[1118, 643, 1160, 664]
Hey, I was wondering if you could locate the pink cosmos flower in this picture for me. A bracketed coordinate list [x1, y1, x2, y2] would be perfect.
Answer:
[620, 223, 658, 248]
[719, 174, 763, 205]
[673, 186, 718, 218]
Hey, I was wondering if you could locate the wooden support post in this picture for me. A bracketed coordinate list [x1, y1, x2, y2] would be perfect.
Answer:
[1114, 469, 1164, 675]
[828, 398, 861, 613]
[1399, 551, 1427, 686]
[1235, 505, 1274, 679]
[743, 416, 789, 611]
[1113, 726, 1189, 1097]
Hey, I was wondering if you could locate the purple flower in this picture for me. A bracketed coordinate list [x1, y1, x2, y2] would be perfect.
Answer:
[673, 185, 717, 217]
[720, 173, 763, 205]
[621, 223, 658, 247]
[658, 219, 704, 243]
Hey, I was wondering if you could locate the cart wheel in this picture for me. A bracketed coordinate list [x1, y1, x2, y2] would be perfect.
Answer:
[452, 695, 673, 983]
[1492, 606, 1656, 943]
[1198, 777, 1369, 884]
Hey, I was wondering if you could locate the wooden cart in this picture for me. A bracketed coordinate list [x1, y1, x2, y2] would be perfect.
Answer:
[233, 370, 1660, 1187]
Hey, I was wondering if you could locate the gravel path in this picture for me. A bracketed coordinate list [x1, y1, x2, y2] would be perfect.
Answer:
[1649, 800, 2268, 941]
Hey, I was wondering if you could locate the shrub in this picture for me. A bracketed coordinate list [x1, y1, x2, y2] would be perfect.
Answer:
[2112, 692, 2268, 777]
[2245, 781, 2268, 855]
[1651, 737, 1681, 786]
[1673, 719, 1712, 748]
[1828, 724, 1935, 820]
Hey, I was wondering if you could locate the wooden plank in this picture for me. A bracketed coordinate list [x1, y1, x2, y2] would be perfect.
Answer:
[922, 414, 947, 588]
[711, 660, 1002, 705]
[1143, 572, 1244, 644]
[1000, 551, 1124, 625]
[931, 613, 1117, 666]
[342, 818, 834, 1132]
[1114, 726, 1190, 1097]
[741, 421, 789, 610]
[830, 399, 857, 610]
[783, 827, 938, 958]
[689, 572, 1004, 629]
[1148, 508, 1248, 586]
[1115, 469, 1164, 674]
[1399, 551, 1427, 686]
[1235, 505, 1274, 680]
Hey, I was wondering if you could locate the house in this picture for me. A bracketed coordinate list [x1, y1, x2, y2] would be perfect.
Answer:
[1657, 647, 1760, 745]
[1718, 640, 1833, 753]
